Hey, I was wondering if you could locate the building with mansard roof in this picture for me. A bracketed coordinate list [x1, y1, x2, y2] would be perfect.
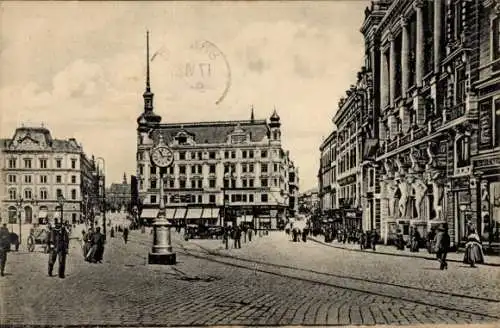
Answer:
[0, 126, 98, 225]
[135, 32, 298, 229]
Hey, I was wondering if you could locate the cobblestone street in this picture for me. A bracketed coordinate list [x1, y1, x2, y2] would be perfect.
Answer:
[1, 229, 499, 327]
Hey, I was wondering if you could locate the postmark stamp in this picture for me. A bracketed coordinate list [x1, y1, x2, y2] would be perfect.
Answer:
[152, 39, 231, 105]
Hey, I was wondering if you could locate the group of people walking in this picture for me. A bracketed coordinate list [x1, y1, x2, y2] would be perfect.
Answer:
[82, 227, 106, 263]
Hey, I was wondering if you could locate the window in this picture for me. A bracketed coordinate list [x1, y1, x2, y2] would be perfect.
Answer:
[8, 175, 16, 183]
[56, 159, 62, 168]
[209, 151, 216, 159]
[453, 0, 462, 41]
[242, 179, 248, 188]
[231, 151, 236, 159]
[197, 152, 203, 160]
[179, 165, 186, 175]
[71, 175, 77, 184]
[71, 159, 77, 169]
[457, 135, 470, 167]
[24, 158, 32, 168]
[24, 189, 32, 199]
[8, 158, 16, 168]
[139, 164, 144, 175]
[150, 165, 156, 174]
[24, 175, 31, 183]
[197, 165, 202, 174]
[249, 164, 254, 173]
[249, 194, 254, 202]
[209, 164, 216, 174]
[56, 175, 62, 183]
[179, 152, 186, 160]
[169, 180, 174, 188]
[493, 17, 500, 64]
[8, 188, 16, 200]
[150, 195, 157, 203]
[249, 179, 254, 187]
[209, 195, 216, 203]
[40, 159, 47, 169]
[71, 189, 77, 200]
[455, 67, 466, 105]
[40, 189, 48, 200]
[249, 150, 254, 158]
[191, 165, 196, 174]
[242, 164, 247, 173]
[151, 180, 157, 189]
[261, 178, 268, 187]
[261, 194, 268, 202]
[56, 189, 63, 198]
[137, 151, 143, 161]
[261, 164, 268, 173]
[242, 150, 247, 158]
[495, 98, 500, 147]
[197, 195, 202, 203]
[261, 150, 267, 158]
[179, 180, 186, 189]
[197, 180, 202, 189]
[224, 151, 229, 159]
[273, 163, 278, 172]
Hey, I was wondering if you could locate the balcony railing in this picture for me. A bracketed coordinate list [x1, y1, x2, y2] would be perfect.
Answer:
[449, 103, 466, 121]
[387, 139, 398, 152]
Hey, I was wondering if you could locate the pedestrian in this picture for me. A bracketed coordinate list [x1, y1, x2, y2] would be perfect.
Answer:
[410, 227, 420, 252]
[434, 223, 450, 270]
[89, 227, 105, 263]
[0, 224, 11, 276]
[110, 226, 115, 238]
[123, 227, 129, 244]
[427, 227, 436, 254]
[302, 227, 308, 242]
[360, 231, 366, 250]
[463, 228, 484, 268]
[370, 230, 378, 251]
[233, 226, 242, 249]
[248, 227, 253, 242]
[47, 219, 70, 278]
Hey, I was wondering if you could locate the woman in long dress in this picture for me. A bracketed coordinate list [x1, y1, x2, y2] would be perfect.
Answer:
[463, 229, 485, 267]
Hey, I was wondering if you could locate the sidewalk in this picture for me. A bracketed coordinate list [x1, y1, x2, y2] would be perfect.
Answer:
[309, 236, 500, 267]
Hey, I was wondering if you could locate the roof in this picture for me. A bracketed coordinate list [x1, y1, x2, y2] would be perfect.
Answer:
[1, 126, 83, 153]
[108, 183, 131, 194]
[152, 119, 270, 145]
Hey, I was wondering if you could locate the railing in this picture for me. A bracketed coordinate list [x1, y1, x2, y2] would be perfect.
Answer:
[387, 139, 398, 152]
[431, 117, 443, 130]
[449, 103, 466, 121]
[400, 133, 411, 146]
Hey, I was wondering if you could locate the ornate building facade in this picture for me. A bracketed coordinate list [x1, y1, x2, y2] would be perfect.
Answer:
[135, 33, 298, 229]
[106, 173, 132, 212]
[361, 0, 497, 247]
[318, 130, 337, 215]
[0, 126, 98, 225]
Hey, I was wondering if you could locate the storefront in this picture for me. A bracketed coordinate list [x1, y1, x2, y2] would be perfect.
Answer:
[344, 209, 362, 231]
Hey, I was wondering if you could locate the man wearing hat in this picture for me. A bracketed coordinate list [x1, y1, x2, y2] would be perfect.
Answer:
[47, 219, 70, 278]
[434, 223, 450, 270]
[0, 224, 11, 276]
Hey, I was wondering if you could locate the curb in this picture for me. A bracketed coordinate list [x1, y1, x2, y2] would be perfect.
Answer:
[309, 237, 500, 267]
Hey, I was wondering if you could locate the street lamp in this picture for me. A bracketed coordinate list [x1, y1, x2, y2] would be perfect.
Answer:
[222, 164, 235, 250]
[95, 157, 106, 239]
[58, 195, 65, 223]
[15, 197, 23, 246]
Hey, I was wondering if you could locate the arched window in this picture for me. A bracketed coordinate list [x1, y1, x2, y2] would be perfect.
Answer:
[456, 135, 470, 167]
[40, 189, 48, 200]
[8, 188, 16, 200]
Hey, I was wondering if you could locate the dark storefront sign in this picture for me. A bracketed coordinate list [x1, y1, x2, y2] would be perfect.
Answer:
[452, 177, 470, 190]
[338, 174, 356, 187]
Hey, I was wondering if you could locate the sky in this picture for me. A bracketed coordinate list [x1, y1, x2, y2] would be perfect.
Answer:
[0, 1, 369, 191]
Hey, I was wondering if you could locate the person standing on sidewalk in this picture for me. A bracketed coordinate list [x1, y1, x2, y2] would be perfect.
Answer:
[434, 223, 450, 270]
[233, 226, 242, 249]
[0, 224, 11, 276]
[47, 219, 69, 278]
[123, 227, 129, 244]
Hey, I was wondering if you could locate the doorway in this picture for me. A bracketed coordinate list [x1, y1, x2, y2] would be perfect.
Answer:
[24, 206, 32, 224]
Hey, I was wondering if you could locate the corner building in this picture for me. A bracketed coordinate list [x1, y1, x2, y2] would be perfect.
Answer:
[0, 127, 98, 225]
[362, 0, 498, 247]
[135, 33, 297, 230]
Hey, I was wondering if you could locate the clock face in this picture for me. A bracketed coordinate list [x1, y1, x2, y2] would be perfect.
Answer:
[150, 146, 174, 168]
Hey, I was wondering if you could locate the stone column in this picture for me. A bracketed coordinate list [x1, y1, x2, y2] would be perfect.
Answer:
[389, 33, 396, 107]
[380, 45, 388, 109]
[434, 0, 443, 73]
[415, 0, 425, 87]
[401, 16, 410, 96]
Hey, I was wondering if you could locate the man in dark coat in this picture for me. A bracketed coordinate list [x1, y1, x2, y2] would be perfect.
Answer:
[434, 223, 450, 270]
[0, 224, 11, 276]
[233, 226, 242, 249]
[47, 219, 69, 278]
[123, 227, 129, 244]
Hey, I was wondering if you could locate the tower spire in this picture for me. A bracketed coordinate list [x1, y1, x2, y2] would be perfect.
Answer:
[250, 105, 255, 122]
[146, 30, 151, 92]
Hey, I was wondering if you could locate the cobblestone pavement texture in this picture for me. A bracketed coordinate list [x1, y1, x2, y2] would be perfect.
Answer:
[1, 225, 499, 327]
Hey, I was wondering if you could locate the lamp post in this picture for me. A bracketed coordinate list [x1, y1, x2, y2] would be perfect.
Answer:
[95, 157, 106, 240]
[15, 197, 23, 246]
[58, 195, 65, 223]
[222, 164, 235, 250]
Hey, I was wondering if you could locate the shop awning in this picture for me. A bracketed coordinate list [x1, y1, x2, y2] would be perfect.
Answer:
[141, 208, 159, 219]
[38, 210, 48, 219]
[201, 208, 219, 219]
[174, 207, 186, 219]
[241, 215, 254, 222]
[165, 208, 176, 219]
[186, 207, 203, 219]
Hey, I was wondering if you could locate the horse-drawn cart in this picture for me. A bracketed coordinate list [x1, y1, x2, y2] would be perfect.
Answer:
[27, 226, 50, 253]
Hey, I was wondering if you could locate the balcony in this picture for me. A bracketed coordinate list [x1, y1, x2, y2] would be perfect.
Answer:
[448, 103, 466, 121]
